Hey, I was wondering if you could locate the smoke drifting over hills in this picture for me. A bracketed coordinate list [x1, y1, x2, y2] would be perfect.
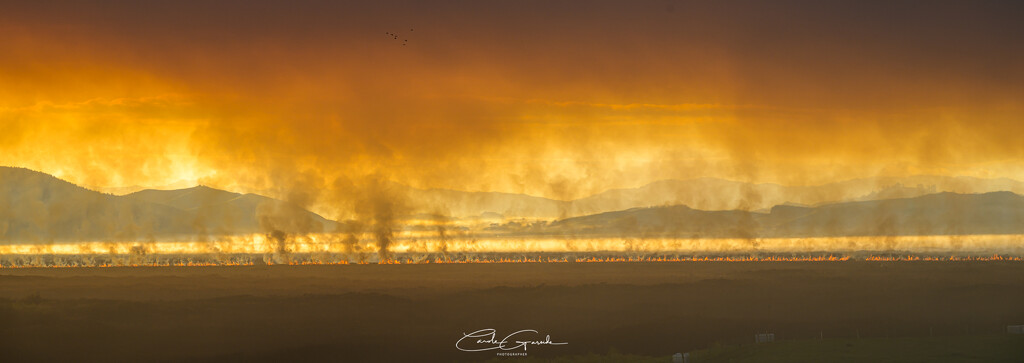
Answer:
[4, 166, 1024, 268]
[4, 166, 1024, 249]
[541, 192, 1024, 239]
[3, 5, 1024, 363]
[1, 1, 1023, 224]
[0, 1, 1022, 265]
[0, 167, 334, 243]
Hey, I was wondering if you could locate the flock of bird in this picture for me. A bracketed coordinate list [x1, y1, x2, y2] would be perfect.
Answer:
[385, 28, 412, 45]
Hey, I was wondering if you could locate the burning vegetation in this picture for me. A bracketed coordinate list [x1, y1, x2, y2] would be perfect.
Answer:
[1, 233, 1022, 268]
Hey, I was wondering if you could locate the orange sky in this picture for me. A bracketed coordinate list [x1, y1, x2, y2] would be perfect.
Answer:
[1, 0, 1022, 203]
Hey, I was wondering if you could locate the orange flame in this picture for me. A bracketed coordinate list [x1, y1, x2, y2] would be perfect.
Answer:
[4, 253, 1024, 269]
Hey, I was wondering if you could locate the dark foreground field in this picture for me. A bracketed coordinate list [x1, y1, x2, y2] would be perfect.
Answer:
[1, 262, 1023, 362]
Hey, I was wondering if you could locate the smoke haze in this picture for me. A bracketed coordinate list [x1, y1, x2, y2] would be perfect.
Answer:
[1, 1, 1022, 219]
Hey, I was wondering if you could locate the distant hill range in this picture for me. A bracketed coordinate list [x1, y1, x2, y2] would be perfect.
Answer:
[5, 166, 1024, 242]
[527, 191, 1024, 238]
[401, 176, 1024, 219]
[0, 167, 336, 242]
[97, 173, 1024, 220]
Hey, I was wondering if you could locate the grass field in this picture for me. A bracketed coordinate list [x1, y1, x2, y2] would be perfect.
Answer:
[485, 334, 1024, 362]
[1, 262, 1023, 362]
[689, 334, 1024, 363]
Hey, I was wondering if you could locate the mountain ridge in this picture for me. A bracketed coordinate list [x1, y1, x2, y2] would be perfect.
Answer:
[90, 172, 1024, 219]
[532, 191, 1024, 238]
[6, 166, 1024, 243]
[0, 167, 336, 242]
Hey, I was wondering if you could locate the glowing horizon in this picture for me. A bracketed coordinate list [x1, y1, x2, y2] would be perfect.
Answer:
[2, 233, 1023, 268]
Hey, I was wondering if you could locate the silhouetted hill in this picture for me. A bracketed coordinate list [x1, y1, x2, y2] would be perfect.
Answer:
[772, 191, 1024, 237]
[569, 177, 1024, 215]
[539, 191, 1024, 238]
[569, 178, 788, 214]
[6, 167, 1024, 242]
[400, 176, 1024, 219]
[405, 188, 569, 219]
[0, 167, 337, 243]
[126, 186, 337, 235]
[96, 174, 1024, 220]
[0, 167, 193, 242]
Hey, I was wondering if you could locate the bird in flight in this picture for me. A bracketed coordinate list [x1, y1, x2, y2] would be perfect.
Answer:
[385, 29, 412, 46]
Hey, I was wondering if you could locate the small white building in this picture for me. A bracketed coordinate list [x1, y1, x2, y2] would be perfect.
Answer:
[755, 333, 775, 343]
[1008, 325, 1024, 334]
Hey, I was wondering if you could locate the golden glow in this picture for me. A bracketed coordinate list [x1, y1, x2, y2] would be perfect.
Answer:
[2, 2, 1023, 213]
[1, 234, 1022, 268]
[5, 253, 1024, 269]
[1, 2, 1023, 247]
[3, 234, 1022, 255]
